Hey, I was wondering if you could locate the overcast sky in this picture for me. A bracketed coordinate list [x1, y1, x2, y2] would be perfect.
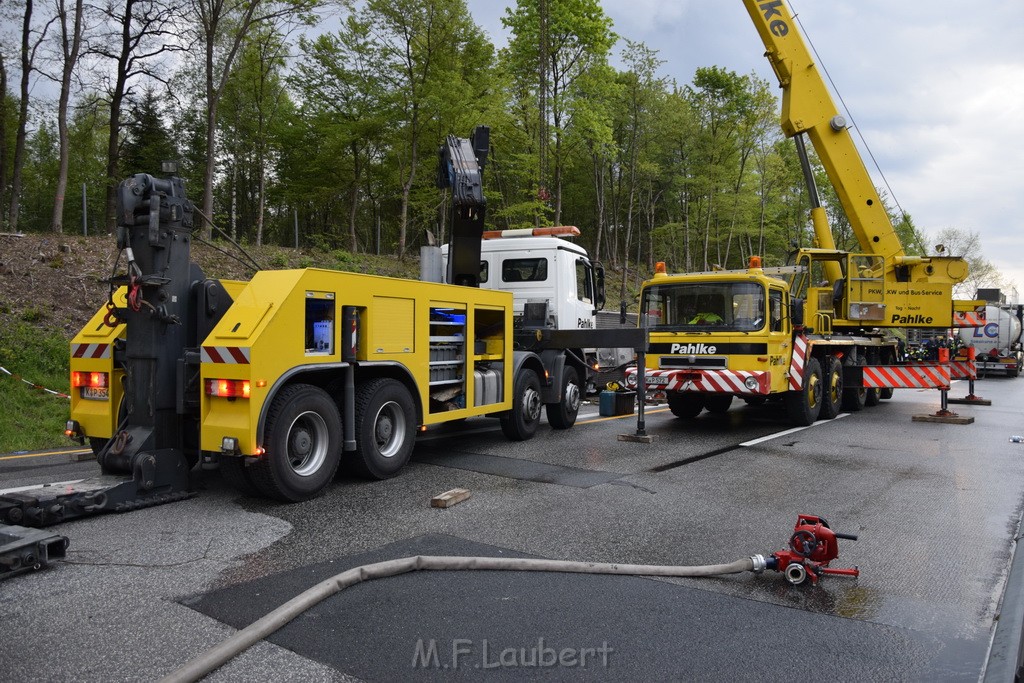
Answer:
[465, 0, 1024, 298]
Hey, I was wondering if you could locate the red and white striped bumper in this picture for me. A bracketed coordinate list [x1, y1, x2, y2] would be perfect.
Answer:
[627, 367, 771, 395]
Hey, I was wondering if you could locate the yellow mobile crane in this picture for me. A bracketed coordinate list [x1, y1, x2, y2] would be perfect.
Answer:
[625, 0, 983, 425]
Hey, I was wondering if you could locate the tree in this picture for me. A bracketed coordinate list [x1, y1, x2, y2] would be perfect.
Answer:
[120, 87, 177, 175]
[291, 15, 385, 251]
[502, 0, 615, 225]
[185, 0, 319, 239]
[219, 26, 291, 245]
[926, 226, 1003, 300]
[89, 0, 184, 234]
[614, 40, 663, 300]
[48, 0, 84, 233]
[8, 0, 51, 231]
[365, 0, 493, 257]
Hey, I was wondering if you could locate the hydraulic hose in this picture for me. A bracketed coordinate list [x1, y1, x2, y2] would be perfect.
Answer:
[160, 553, 768, 683]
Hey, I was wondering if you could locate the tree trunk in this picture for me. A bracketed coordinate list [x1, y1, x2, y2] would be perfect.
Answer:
[348, 139, 360, 252]
[0, 53, 8, 220]
[9, 0, 34, 231]
[398, 107, 419, 259]
[592, 152, 605, 264]
[256, 151, 266, 246]
[104, 0, 136, 234]
[52, 0, 85, 234]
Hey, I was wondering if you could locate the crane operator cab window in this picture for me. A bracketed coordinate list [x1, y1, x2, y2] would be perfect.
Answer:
[640, 282, 765, 332]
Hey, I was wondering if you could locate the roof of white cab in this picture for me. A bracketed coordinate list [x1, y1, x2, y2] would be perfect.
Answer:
[441, 235, 588, 257]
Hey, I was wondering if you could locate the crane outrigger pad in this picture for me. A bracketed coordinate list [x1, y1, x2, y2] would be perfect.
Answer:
[0, 469, 194, 528]
[0, 524, 68, 579]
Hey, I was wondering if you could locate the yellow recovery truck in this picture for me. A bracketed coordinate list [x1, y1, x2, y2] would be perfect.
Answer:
[0, 128, 643, 542]
[625, 0, 983, 425]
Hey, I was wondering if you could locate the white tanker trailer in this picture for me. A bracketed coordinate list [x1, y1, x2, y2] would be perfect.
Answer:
[957, 304, 1023, 377]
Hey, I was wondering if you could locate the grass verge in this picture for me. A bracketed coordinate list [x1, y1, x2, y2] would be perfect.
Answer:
[0, 323, 72, 453]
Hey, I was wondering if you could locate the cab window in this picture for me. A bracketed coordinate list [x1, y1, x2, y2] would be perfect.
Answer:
[502, 258, 547, 282]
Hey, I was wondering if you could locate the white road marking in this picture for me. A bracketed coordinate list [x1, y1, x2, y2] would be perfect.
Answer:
[739, 413, 849, 447]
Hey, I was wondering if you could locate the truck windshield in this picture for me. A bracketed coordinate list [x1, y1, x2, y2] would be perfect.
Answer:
[640, 282, 766, 332]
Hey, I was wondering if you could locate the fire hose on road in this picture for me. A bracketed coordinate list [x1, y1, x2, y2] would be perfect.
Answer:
[160, 514, 858, 682]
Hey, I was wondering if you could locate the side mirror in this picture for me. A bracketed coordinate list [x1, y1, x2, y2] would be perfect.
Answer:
[790, 298, 804, 328]
[594, 263, 606, 311]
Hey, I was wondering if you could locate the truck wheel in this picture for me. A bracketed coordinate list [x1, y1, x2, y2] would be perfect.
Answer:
[219, 456, 259, 497]
[704, 395, 733, 414]
[786, 357, 822, 426]
[819, 355, 843, 420]
[668, 394, 704, 418]
[500, 368, 542, 440]
[880, 387, 895, 399]
[841, 356, 867, 412]
[1009, 360, 1021, 379]
[546, 365, 582, 429]
[249, 384, 342, 502]
[351, 378, 417, 479]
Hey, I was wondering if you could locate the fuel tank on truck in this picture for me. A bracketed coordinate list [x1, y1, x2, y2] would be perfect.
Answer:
[958, 305, 1022, 356]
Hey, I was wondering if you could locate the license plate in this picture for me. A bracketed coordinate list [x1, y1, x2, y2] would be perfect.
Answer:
[645, 376, 670, 385]
[81, 387, 109, 400]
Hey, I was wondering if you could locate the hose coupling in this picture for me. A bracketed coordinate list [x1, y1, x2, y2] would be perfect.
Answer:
[749, 554, 769, 573]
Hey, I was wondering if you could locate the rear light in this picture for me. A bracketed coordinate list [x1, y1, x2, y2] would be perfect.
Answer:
[205, 379, 251, 398]
[71, 371, 108, 388]
[72, 372, 110, 400]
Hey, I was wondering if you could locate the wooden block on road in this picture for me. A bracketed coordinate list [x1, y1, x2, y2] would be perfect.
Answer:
[431, 488, 471, 509]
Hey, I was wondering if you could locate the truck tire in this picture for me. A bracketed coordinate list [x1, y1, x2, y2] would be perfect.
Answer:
[249, 383, 342, 502]
[880, 388, 895, 399]
[819, 355, 843, 420]
[863, 354, 881, 407]
[704, 395, 733, 414]
[219, 456, 260, 497]
[546, 365, 582, 429]
[841, 356, 867, 412]
[668, 393, 704, 418]
[351, 378, 417, 479]
[500, 368, 542, 441]
[786, 357, 822, 426]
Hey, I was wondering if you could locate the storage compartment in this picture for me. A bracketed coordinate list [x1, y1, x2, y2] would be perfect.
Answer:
[599, 390, 635, 416]
[428, 306, 467, 413]
[305, 292, 335, 355]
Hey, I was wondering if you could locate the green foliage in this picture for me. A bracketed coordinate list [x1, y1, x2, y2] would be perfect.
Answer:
[3, 0, 975, 291]
[121, 88, 179, 176]
[0, 323, 72, 452]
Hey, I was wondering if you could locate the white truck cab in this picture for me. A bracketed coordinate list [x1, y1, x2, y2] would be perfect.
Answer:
[441, 226, 606, 331]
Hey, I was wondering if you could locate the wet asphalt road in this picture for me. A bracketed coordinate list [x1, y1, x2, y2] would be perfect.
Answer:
[2, 378, 1023, 681]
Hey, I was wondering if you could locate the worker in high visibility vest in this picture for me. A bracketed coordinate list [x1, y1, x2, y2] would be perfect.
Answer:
[689, 311, 723, 325]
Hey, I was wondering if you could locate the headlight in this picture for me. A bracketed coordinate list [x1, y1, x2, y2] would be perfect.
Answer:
[744, 376, 760, 391]
[625, 373, 637, 388]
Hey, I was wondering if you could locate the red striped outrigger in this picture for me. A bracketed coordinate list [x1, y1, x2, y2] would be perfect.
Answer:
[864, 363, 951, 390]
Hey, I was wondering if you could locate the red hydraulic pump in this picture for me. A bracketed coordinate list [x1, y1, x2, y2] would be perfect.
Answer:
[764, 514, 860, 585]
